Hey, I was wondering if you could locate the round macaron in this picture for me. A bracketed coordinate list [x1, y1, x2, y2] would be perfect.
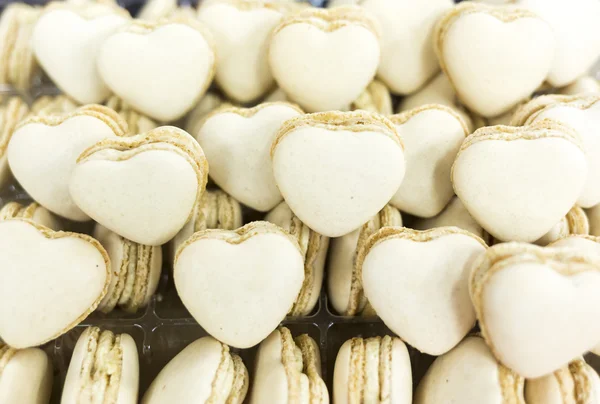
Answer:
[0, 342, 53, 404]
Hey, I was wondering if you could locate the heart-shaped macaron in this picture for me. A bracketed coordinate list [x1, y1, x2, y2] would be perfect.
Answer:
[8, 105, 128, 221]
[32, 5, 130, 104]
[414, 336, 525, 404]
[198, 0, 296, 103]
[452, 120, 587, 242]
[196, 102, 302, 212]
[269, 6, 381, 112]
[389, 104, 468, 218]
[516, 95, 600, 208]
[174, 221, 305, 349]
[360, 0, 452, 95]
[271, 111, 406, 237]
[413, 197, 487, 241]
[535, 206, 589, 246]
[98, 17, 215, 122]
[516, 0, 600, 87]
[70, 126, 208, 246]
[360, 227, 486, 355]
[470, 242, 600, 378]
[0, 219, 109, 349]
[434, 2, 554, 117]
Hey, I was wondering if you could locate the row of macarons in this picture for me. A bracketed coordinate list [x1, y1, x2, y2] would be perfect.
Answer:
[3, 324, 599, 403]
[3, 0, 600, 122]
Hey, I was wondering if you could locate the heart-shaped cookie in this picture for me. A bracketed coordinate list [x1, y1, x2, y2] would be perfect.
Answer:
[452, 120, 587, 242]
[0, 219, 109, 348]
[389, 104, 468, 218]
[517, 95, 600, 208]
[173, 221, 305, 348]
[470, 242, 600, 378]
[8, 105, 128, 221]
[271, 111, 406, 237]
[516, 0, 600, 87]
[98, 17, 216, 122]
[269, 6, 381, 112]
[360, 0, 452, 95]
[414, 336, 525, 404]
[198, 0, 296, 103]
[69, 126, 208, 246]
[196, 102, 303, 212]
[434, 2, 554, 117]
[360, 227, 487, 355]
[32, 5, 130, 104]
[535, 206, 589, 246]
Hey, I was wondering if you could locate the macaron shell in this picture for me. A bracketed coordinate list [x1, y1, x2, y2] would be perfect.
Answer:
[413, 196, 486, 240]
[0, 219, 109, 348]
[525, 364, 576, 404]
[390, 338, 412, 404]
[142, 337, 230, 403]
[250, 329, 291, 404]
[116, 334, 140, 404]
[0, 348, 53, 404]
[30, 205, 62, 231]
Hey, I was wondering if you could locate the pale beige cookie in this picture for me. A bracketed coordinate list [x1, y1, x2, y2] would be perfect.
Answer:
[0, 219, 110, 348]
[250, 327, 328, 404]
[143, 336, 248, 404]
[170, 188, 243, 263]
[70, 126, 208, 246]
[8, 104, 129, 221]
[0, 201, 62, 231]
[434, 2, 554, 117]
[559, 75, 600, 96]
[137, 0, 177, 20]
[333, 335, 411, 404]
[0, 97, 29, 190]
[359, 226, 486, 355]
[350, 79, 393, 115]
[61, 327, 139, 404]
[30, 94, 78, 117]
[470, 242, 600, 378]
[266, 201, 329, 316]
[105, 95, 157, 135]
[0, 342, 53, 404]
[414, 335, 525, 404]
[184, 92, 226, 138]
[452, 119, 587, 242]
[535, 205, 589, 246]
[269, 6, 381, 112]
[93, 224, 162, 313]
[327, 204, 402, 316]
[174, 221, 305, 348]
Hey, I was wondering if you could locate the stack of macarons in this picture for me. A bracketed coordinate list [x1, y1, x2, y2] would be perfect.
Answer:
[0, 0, 600, 401]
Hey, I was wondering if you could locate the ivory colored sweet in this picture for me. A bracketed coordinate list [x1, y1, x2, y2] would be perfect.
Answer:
[360, 227, 486, 355]
[170, 189, 242, 263]
[351, 80, 393, 115]
[271, 111, 406, 237]
[0, 219, 109, 348]
[8, 104, 128, 221]
[535, 206, 589, 246]
[526, 358, 600, 404]
[184, 92, 225, 138]
[0, 201, 61, 231]
[470, 242, 600, 378]
[452, 120, 587, 242]
[196, 102, 303, 212]
[0, 343, 53, 404]
[0, 97, 29, 190]
[333, 335, 411, 404]
[413, 196, 487, 241]
[589, 204, 600, 237]
[327, 204, 402, 316]
[198, 0, 295, 103]
[93, 224, 162, 313]
[515, 95, 600, 208]
[414, 336, 525, 404]
[359, 0, 452, 95]
[137, 0, 177, 20]
[560, 76, 600, 96]
[30, 94, 78, 117]
[143, 336, 248, 404]
[32, 4, 130, 104]
[98, 17, 216, 122]
[70, 126, 208, 246]
[266, 202, 329, 316]
[516, 0, 600, 87]
[389, 104, 468, 218]
[434, 2, 554, 117]
[62, 327, 139, 404]
[174, 221, 305, 348]
[250, 328, 328, 404]
[269, 6, 381, 112]
[105, 96, 157, 135]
